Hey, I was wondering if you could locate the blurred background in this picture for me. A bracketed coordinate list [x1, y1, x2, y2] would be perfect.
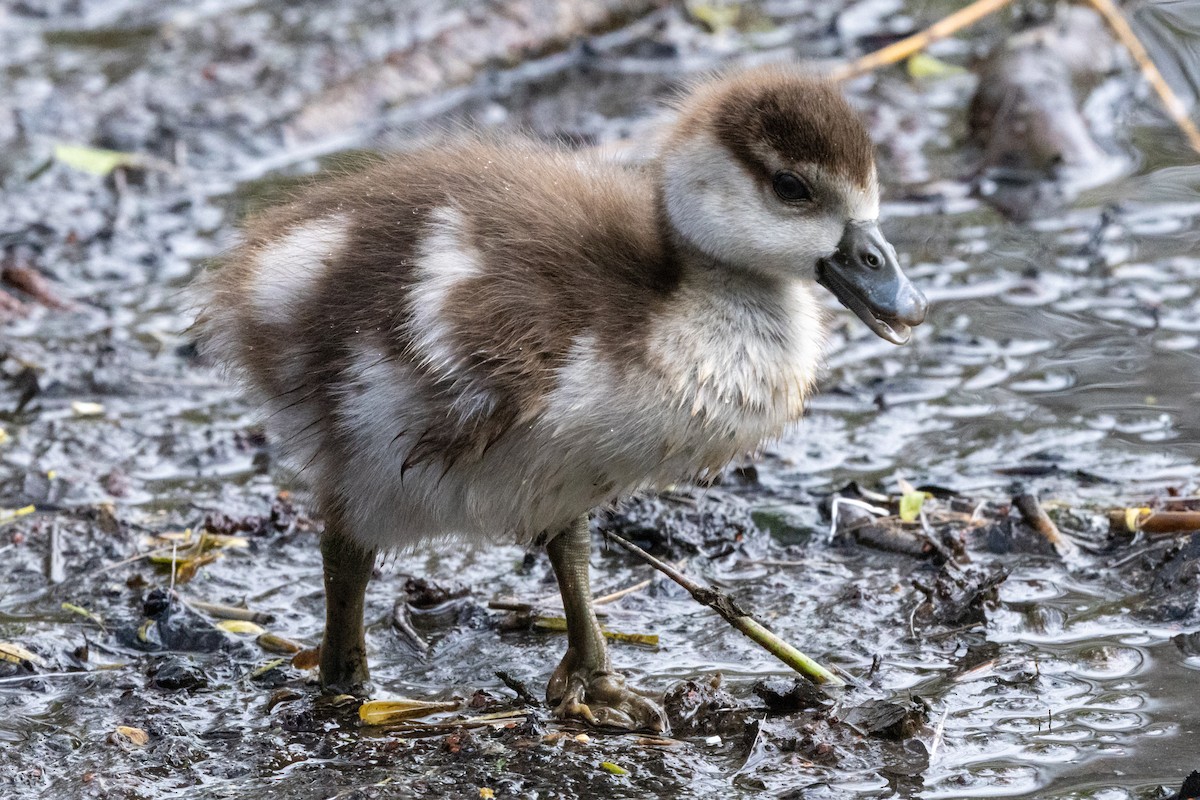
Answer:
[2, 2, 1200, 798]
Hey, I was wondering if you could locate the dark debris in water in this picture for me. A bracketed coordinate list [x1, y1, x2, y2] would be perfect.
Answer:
[913, 565, 1008, 628]
[752, 676, 831, 715]
[662, 675, 746, 738]
[838, 697, 929, 741]
[596, 487, 762, 561]
[1137, 532, 1200, 624]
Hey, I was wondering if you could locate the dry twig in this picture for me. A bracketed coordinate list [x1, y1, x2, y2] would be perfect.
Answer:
[829, 0, 1200, 154]
[1084, 0, 1200, 153]
[830, 0, 1016, 81]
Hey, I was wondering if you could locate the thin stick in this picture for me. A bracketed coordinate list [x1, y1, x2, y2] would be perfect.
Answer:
[184, 598, 275, 624]
[1013, 493, 1079, 559]
[89, 545, 177, 577]
[1109, 509, 1200, 536]
[602, 531, 845, 687]
[1084, 0, 1200, 153]
[593, 577, 653, 606]
[495, 670, 542, 707]
[830, 0, 1015, 81]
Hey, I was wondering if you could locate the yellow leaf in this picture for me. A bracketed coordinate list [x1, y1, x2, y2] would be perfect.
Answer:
[256, 632, 303, 654]
[479, 790, 495, 799]
[114, 726, 149, 746]
[54, 143, 140, 176]
[216, 619, 265, 636]
[174, 552, 221, 583]
[358, 698, 460, 725]
[156, 530, 195, 542]
[688, 2, 739, 32]
[906, 52, 967, 79]
[202, 532, 249, 549]
[1125, 507, 1151, 532]
[0, 427, 8, 445]
[600, 761, 629, 776]
[899, 491, 930, 523]
[0, 642, 48, 668]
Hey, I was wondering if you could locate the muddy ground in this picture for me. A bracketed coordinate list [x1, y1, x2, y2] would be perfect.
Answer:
[2, 1, 1200, 798]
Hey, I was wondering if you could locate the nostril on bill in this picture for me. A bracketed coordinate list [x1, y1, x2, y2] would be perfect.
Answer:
[901, 286, 929, 326]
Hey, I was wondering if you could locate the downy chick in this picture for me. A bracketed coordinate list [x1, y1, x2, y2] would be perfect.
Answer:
[196, 65, 928, 732]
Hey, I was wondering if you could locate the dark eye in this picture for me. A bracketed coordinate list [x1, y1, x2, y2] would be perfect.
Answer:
[772, 171, 811, 202]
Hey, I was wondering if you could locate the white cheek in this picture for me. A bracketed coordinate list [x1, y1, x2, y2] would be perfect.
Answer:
[781, 218, 842, 275]
[664, 138, 844, 277]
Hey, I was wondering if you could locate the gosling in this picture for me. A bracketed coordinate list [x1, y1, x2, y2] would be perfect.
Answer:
[196, 65, 928, 732]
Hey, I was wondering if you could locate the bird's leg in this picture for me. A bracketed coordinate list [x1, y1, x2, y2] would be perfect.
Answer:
[545, 515, 667, 732]
[319, 519, 375, 694]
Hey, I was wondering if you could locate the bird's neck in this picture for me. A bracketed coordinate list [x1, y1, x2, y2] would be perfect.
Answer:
[652, 183, 794, 309]
[648, 174, 826, 416]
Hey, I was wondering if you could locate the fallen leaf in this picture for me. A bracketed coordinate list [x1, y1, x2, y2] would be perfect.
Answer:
[0, 642, 48, 668]
[70, 401, 105, 417]
[256, 632, 303, 654]
[216, 619, 266, 636]
[359, 697, 461, 725]
[114, 725, 149, 746]
[899, 491, 931, 523]
[292, 647, 320, 671]
[54, 143, 140, 176]
[906, 52, 968, 79]
[533, 617, 658, 647]
[250, 659, 286, 679]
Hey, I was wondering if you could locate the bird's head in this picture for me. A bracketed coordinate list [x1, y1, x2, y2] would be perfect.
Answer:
[660, 65, 927, 344]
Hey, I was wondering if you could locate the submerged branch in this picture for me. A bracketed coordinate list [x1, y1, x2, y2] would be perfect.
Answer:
[1013, 493, 1080, 559]
[602, 531, 846, 687]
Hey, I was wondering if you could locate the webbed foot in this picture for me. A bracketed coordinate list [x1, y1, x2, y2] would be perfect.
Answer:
[548, 653, 667, 732]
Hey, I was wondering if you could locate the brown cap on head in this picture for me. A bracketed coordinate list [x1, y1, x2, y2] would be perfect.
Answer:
[670, 65, 875, 187]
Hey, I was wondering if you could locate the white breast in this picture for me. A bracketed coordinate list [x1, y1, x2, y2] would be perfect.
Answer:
[320, 276, 824, 550]
[535, 274, 826, 501]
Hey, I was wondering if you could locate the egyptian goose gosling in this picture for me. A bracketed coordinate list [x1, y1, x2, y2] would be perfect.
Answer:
[196, 64, 927, 732]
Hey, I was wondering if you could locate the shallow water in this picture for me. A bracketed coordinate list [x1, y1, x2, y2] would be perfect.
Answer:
[1, 1, 1199, 798]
